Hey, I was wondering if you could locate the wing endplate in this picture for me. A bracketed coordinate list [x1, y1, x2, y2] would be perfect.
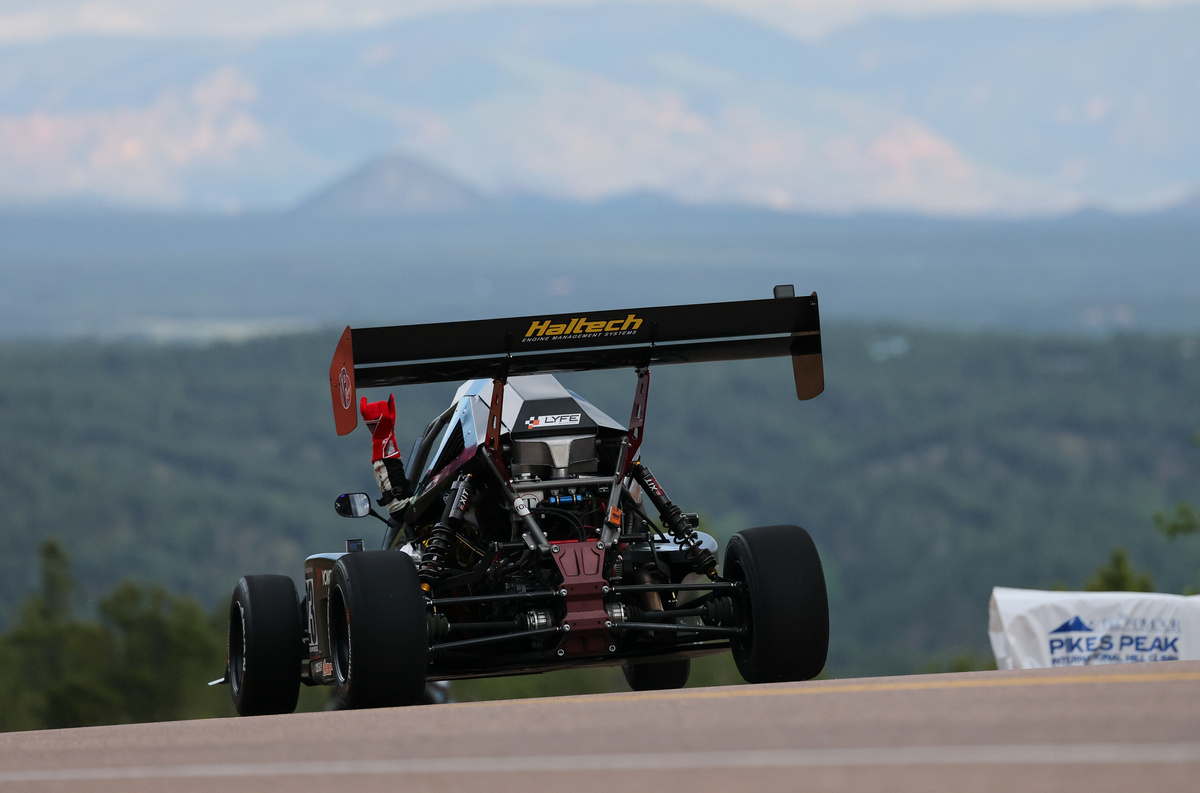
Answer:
[329, 326, 358, 436]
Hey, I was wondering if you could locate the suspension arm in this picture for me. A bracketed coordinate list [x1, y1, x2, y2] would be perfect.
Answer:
[609, 581, 739, 595]
[430, 590, 562, 608]
[611, 623, 745, 638]
[429, 626, 563, 654]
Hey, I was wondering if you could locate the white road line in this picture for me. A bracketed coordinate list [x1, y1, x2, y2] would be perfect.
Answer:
[3, 743, 1199, 782]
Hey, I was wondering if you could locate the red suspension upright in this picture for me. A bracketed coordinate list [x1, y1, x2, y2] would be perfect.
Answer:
[485, 377, 508, 480]
[621, 367, 650, 477]
[601, 368, 651, 549]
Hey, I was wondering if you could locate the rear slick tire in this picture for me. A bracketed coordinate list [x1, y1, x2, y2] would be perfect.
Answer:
[623, 659, 691, 691]
[328, 551, 428, 709]
[228, 574, 302, 716]
[724, 525, 829, 684]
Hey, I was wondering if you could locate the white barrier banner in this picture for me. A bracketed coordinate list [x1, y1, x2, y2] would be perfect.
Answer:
[989, 586, 1200, 670]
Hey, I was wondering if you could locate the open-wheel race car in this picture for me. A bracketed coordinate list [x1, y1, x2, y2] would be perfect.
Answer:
[219, 286, 830, 715]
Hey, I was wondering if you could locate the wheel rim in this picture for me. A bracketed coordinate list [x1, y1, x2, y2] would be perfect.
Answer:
[724, 554, 754, 661]
[329, 585, 351, 685]
[229, 600, 246, 697]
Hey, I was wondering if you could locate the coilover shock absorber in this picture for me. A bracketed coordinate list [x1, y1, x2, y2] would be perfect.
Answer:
[630, 461, 718, 579]
[418, 473, 474, 591]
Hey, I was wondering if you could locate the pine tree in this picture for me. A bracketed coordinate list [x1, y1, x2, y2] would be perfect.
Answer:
[1084, 547, 1155, 592]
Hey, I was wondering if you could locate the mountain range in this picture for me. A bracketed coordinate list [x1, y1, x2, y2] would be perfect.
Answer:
[2, 192, 1197, 342]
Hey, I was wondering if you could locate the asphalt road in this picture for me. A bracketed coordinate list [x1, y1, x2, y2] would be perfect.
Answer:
[2, 661, 1198, 792]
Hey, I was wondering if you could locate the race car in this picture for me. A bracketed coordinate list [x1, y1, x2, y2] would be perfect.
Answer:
[220, 286, 830, 715]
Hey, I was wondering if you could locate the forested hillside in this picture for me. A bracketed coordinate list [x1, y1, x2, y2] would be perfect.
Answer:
[1, 326, 1197, 678]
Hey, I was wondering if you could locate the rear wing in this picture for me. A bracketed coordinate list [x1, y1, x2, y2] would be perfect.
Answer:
[329, 290, 823, 435]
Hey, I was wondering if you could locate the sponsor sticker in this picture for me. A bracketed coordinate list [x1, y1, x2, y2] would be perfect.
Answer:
[521, 314, 643, 343]
[339, 367, 352, 409]
[1046, 613, 1182, 666]
[323, 661, 333, 677]
[641, 471, 664, 497]
[525, 413, 581, 429]
[305, 578, 317, 647]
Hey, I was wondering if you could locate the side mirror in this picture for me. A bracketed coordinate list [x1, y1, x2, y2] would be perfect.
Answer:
[335, 492, 373, 518]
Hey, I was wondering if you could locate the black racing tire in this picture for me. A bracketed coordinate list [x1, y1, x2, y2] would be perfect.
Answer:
[328, 551, 428, 709]
[228, 574, 302, 716]
[622, 659, 691, 691]
[724, 525, 829, 684]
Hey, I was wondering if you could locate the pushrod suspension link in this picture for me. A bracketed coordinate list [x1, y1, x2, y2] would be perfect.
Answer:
[631, 461, 718, 578]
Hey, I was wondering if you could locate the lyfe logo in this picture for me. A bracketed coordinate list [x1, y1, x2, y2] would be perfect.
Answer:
[525, 413, 581, 429]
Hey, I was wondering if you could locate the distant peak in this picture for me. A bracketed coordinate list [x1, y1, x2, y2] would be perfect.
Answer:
[296, 153, 484, 217]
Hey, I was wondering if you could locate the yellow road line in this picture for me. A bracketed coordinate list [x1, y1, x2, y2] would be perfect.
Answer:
[5, 742, 1200, 781]
[447, 669, 1200, 709]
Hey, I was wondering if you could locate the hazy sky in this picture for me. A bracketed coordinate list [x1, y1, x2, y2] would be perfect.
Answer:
[1, 0, 1195, 214]
[0, 0, 1194, 42]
